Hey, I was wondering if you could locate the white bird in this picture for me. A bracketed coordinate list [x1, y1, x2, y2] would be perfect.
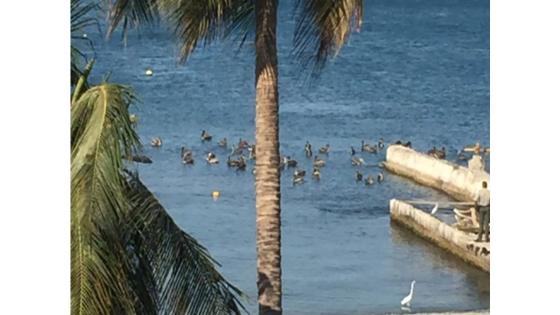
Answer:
[431, 203, 439, 215]
[400, 280, 416, 307]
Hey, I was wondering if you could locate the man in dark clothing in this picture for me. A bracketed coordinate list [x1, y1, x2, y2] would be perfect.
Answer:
[475, 181, 490, 242]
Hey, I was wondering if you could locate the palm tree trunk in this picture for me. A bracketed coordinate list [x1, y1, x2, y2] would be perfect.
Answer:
[254, 0, 281, 314]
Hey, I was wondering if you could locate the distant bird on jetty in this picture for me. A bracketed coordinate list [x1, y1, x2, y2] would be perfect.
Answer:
[145, 68, 153, 76]
[365, 175, 375, 186]
[201, 130, 212, 142]
[400, 280, 416, 307]
[319, 144, 330, 155]
[428, 146, 446, 159]
[150, 137, 162, 147]
[355, 171, 363, 181]
[304, 141, 313, 157]
[431, 203, 439, 215]
[312, 167, 321, 180]
[206, 152, 219, 164]
[396, 140, 412, 148]
[218, 137, 228, 148]
[377, 173, 384, 183]
[313, 156, 326, 168]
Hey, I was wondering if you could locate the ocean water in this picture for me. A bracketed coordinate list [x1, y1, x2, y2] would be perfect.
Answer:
[79, 0, 490, 313]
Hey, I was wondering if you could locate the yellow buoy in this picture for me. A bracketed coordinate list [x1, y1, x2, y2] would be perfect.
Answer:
[212, 191, 220, 200]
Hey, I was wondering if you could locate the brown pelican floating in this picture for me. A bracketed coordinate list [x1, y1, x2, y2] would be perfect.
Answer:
[201, 130, 212, 142]
[150, 137, 162, 147]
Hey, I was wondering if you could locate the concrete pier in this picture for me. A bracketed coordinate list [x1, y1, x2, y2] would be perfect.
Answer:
[383, 145, 489, 201]
[390, 199, 490, 272]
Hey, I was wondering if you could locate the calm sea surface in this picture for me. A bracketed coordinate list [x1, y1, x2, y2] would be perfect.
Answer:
[80, 0, 489, 313]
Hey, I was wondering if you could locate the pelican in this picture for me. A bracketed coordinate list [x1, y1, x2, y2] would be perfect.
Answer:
[313, 156, 326, 168]
[248, 144, 256, 160]
[294, 169, 306, 178]
[181, 147, 194, 164]
[236, 156, 246, 170]
[218, 137, 228, 147]
[145, 68, 153, 76]
[351, 156, 365, 166]
[304, 141, 313, 157]
[319, 144, 330, 155]
[312, 167, 321, 180]
[282, 156, 298, 168]
[206, 152, 219, 164]
[201, 130, 212, 141]
[400, 280, 416, 307]
[150, 137, 162, 147]
[355, 171, 363, 181]
[431, 203, 439, 215]
[378, 138, 385, 150]
[293, 169, 306, 185]
[361, 140, 378, 153]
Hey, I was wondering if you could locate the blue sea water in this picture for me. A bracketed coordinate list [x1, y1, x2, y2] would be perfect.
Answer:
[79, 0, 489, 313]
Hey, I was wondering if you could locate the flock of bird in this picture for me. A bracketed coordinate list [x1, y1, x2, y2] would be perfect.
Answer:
[136, 130, 486, 191]
[142, 130, 396, 186]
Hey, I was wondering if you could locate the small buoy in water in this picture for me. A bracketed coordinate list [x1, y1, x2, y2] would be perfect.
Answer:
[145, 68, 153, 76]
[212, 191, 220, 200]
[82, 33, 88, 38]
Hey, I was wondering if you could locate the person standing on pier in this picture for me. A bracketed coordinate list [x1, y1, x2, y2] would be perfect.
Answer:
[475, 181, 491, 242]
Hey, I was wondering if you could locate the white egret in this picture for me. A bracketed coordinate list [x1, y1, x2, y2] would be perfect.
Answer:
[400, 280, 416, 307]
[431, 203, 439, 215]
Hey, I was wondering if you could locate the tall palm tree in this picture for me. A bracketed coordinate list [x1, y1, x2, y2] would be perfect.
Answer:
[105, 1, 363, 313]
[71, 2, 245, 314]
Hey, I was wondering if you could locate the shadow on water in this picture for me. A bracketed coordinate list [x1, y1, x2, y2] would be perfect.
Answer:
[390, 221, 490, 304]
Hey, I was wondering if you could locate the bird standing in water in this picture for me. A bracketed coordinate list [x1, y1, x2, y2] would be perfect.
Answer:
[400, 280, 416, 307]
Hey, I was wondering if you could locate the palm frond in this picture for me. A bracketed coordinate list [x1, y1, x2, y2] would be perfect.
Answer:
[71, 0, 99, 86]
[124, 171, 247, 314]
[161, 0, 255, 62]
[71, 83, 246, 314]
[293, 0, 363, 73]
[71, 83, 145, 314]
[105, 0, 160, 39]
[105, 0, 255, 63]
[72, 0, 99, 34]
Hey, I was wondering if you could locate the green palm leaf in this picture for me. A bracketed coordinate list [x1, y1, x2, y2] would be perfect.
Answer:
[293, 0, 363, 72]
[71, 83, 245, 314]
[124, 171, 246, 314]
[105, 0, 254, 62]
[71, 83, 145, 314]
